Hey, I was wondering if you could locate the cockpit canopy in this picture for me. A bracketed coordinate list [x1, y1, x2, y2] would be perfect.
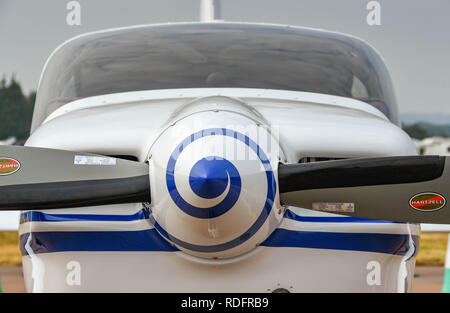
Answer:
[32, 22, 399, 131]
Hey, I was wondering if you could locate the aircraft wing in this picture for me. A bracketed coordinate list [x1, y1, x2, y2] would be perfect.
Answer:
[0, 211, 19, 231]
[421, 224, 450, 233]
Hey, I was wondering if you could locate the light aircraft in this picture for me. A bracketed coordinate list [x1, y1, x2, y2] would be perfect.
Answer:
[0, 2, 449, 292]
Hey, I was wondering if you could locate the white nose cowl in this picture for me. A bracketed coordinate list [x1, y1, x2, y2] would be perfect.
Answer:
[148, 108, 283, 259]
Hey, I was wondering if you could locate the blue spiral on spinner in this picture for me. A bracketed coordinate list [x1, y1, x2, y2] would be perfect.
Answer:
[167, 155, 241, 218]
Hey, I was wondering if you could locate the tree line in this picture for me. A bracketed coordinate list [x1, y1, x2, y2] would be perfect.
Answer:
[0, 77, 35, 141]
[402, 123, 450, 140]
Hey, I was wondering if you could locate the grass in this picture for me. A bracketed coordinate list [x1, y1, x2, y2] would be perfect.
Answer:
[0, 232, 448, 266]
[0, 232, 21, 266]
[416, 232, 448, 266]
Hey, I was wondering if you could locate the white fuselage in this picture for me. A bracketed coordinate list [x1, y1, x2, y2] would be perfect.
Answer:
[20, 88, 418, 292]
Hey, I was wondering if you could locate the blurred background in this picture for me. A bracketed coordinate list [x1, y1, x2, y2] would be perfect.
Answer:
[0, 0, 449, 292]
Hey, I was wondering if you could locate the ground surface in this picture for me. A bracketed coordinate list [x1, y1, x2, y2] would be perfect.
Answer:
[412, 266, 445, 293]
[0, 265, 445, 293]
[0, 266, 25, 293]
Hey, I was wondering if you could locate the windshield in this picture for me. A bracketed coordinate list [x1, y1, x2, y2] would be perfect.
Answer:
[32, 23, 398, 130]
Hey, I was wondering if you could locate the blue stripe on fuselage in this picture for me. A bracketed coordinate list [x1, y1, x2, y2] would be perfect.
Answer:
[19, 209, 415, 257]
[19, 229, 416, 257]
[20, 209, 400, 224]
[20, 209, 149, 223]
[20, 228, 177, 256]
[283, 210, 402, 224]
[261, 229, 416, 256]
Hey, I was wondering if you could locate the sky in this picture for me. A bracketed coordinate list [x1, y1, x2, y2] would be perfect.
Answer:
[0, 0, 449, 115]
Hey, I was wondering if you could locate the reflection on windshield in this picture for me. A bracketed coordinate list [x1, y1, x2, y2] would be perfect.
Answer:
[33, 23, 398, 130]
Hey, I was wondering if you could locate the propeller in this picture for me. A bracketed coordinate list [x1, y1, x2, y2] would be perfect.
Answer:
[0, 145, 150, 210]
[279, 156, 449, 224]
[0, 144, 448, 225]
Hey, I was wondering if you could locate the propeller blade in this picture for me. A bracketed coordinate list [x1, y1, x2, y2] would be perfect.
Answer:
[0, 145, 150, 210]
[279, 156, 449, 224]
